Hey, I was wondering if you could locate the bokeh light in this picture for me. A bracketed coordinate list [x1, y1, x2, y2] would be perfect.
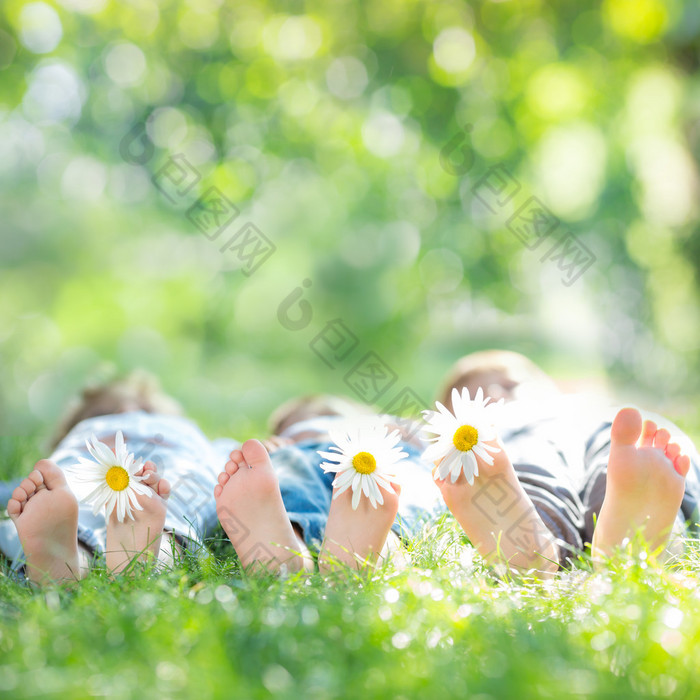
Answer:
[0, 0, 698, 445]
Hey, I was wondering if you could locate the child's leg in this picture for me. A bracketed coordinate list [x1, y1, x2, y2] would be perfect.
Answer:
[435, 436, 561, 578]
[248, 418, 442, 573]
[215, 440, 314, 574]
[590, 408, 691, 563]
[105, 461, 171, 574]
[7, 460, 84, 585]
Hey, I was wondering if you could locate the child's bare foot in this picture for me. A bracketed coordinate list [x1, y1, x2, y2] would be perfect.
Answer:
[105, 461, 170, 574]
[436, 437, 560, 576]
[7, 460, 81, 585]
[591, 408, 691, 563]
[215, 439, 312, 574]
[319, 482, 401, 571]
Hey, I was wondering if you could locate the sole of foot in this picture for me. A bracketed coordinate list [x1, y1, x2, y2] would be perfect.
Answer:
[319, 482, 401, 572]
[591, 407, 690, 563]
[435, 438, 559, 576]
[7, 460, 80, 585]
[105, 461, 170, 574]
[215, 439, 311, 574]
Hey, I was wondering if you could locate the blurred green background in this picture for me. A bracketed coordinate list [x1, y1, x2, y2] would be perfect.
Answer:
[1, 0, 699, 453]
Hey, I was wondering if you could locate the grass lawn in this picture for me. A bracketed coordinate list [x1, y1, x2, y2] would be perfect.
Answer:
[1, 512, 700, 700]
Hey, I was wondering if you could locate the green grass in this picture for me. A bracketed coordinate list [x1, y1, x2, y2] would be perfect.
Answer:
[2, 517, 700, 700]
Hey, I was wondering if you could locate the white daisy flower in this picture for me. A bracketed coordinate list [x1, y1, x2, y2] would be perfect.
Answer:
[67, 431, 152, 522]
[422, 387, 504, 485]
[318, 419, 408, 510]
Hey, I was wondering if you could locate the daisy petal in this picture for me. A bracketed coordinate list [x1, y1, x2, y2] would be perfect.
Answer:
[373, 474, 392, 492]
[117, 494, 126, 522]
[361, 475, 370, 498]
[93, 439, 117, 467]
[105, 490, 118, 518]
[438, 450, 461, 482]
[130, 481, 153, 498]
[472, 444, 495, 466]
[115, 431, 126, 463]
[352, 471, 362, 492]
[127, 489, 144, 512]
[335, 469, 356, 489]
[370, 480, 383, 507]
[351, 486, 361, 511]
[333, 480, 352, 497]
[463, 451, 478, 485]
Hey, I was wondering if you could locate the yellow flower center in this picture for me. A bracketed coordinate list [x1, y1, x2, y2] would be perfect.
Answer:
[105, 466, 130, 491]
[453, 425, 479, 452]
[352, 452, 377, 475]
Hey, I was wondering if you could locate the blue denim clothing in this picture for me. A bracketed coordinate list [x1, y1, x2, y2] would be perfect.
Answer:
[0, 411, 239, 570]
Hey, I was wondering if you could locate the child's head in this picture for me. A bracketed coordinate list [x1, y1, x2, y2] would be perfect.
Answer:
[50, 370, 182, 449]
[438, 350, 559, 411]
[268, 394, 371, 436]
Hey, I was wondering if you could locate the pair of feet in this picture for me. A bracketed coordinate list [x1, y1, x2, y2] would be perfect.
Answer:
[6, 439, 393, 584]
[214, 439, 399, 573]
[8, 460, 170, 584]
[439, 406, 691, 572]
[213, 408, 692, 576]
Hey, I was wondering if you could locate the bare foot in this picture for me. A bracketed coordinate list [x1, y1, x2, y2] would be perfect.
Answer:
[319, 481, 401, 571]
[105, 461, 170, 574]
[214, 439, 313, 574]
[591, 408, 691, 563]
[7, 460, 81, 585]
[436, 437, 560, 576]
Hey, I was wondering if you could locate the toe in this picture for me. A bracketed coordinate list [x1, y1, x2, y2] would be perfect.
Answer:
[27, 470, 44, 489]
[225, 461, 239, 476]
[214, 484, 223, 499]
[34, 460, 68, 490]
[654, 429, 671, 451]
[11, 486, 28, 504]
[139, 463, 160, 487]
[640, 420, 657, 448]
[241, 439, 271, 469]
[137, 461, 157, 477]
[230, 450, 244, 463]
[19, 476, 38, 498]
[611, 408, 643, 446]
[157, 478, 170, 500]
[674, 454, 691, 478]
[665, 443, 681, 462]
[7, 498, 22, 521]
[218, 472, 231, 487]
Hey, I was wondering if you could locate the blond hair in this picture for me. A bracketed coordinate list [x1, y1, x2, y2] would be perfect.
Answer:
[438, 350, 558, 410]
[268, 394, 371, 436]
[50, 370, 182, 450]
